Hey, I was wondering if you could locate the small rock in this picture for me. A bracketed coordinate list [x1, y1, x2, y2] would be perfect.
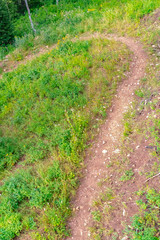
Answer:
[121, 236, 128, 240]
[123, 209, 126, 216]
[136, 145, 140, 150]
[103, 141, 105, 144]
[102, 149, 108, 154]
[114, 149, 120, 154]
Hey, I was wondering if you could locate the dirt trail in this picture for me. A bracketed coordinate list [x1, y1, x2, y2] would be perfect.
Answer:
[1, 32, 148, 239]
[66, 33, 147, 239]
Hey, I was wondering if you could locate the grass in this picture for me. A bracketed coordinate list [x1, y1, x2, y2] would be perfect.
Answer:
[1, 0, 160, 63]
[120, 169, 134, 181]
[0, 38, 130, 239]
[125, 189, 160, 240]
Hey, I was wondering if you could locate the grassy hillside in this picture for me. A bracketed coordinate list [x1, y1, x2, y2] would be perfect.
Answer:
[1, 0, 160, 62]
[0, 0, 160, 239]
[0, 38, 130, 239]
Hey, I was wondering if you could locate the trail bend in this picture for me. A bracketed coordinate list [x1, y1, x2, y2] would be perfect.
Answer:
[66, 33, 147, 240]
[1, 32, 148, 240]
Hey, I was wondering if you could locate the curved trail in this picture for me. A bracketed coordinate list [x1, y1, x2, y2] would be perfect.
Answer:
[66, 34, 147, 239]
[1, 33, 147, 239]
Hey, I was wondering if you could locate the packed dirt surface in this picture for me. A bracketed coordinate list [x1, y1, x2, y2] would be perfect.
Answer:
[66, 34, 148, 239]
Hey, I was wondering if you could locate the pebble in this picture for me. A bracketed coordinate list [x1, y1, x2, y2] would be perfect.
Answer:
[114, 148, 120, 154]
[102, 149, 108, 154]
[121, 237, 128, 240]
[123, 209, 126, 216]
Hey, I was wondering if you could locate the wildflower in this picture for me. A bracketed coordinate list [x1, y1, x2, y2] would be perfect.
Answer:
[88, 9, 96, 12]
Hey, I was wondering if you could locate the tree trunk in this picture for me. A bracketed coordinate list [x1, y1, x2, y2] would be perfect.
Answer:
[56, 0, 59, 5]
[24, 0, 36, 34]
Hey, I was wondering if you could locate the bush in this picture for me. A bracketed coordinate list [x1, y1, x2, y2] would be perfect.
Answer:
[0, 136, 22, 171]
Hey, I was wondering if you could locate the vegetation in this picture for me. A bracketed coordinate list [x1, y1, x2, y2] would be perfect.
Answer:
[0, 0, 160, 239]
[126, 189, 160, 240]
[0, 38, 130, 239]
[1, 0, 160, 60]
[0, 0, 13, 45]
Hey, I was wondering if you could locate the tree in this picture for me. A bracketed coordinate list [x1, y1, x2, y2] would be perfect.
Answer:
[24, 0, 36, 34]
[0, 0, 13, 45]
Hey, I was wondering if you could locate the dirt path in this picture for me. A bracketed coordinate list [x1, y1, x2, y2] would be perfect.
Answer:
[1, 32, 148, 239]
[66, 33, 148, 239]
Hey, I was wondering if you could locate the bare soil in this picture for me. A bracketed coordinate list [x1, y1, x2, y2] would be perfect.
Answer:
[66, 33, 148, 240]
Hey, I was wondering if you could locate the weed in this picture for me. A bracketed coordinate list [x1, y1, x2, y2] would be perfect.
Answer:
[125, 189, 160, 240]
[120, 169, 134, 181]
[92, 210, 101, 222]
[123, 122, 133, 137]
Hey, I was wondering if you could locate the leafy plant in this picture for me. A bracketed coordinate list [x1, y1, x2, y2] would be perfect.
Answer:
[120, 169, 134, 181]
[125, 189, 160, 240]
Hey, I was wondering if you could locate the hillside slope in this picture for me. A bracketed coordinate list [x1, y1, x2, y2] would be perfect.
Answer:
[0, 1, 160, 240]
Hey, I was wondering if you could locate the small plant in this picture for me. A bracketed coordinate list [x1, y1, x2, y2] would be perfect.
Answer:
[123, 121, 132, 137]
[92, 210, 102, 222]
[135, 89, 145, 98]
[9, 49, 24, 61]
[120, 169, 134, 181]
[125, 189, 160, 240]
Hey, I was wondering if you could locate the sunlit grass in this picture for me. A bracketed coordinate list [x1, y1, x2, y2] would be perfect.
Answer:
[0, 38, 131, 239]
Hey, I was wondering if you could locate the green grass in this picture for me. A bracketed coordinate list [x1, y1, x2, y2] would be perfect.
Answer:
[0, 38, 130, 239]
[125, 189, 160, 240]
[120, 169, 134, 181]
[1, 0, 160, 61]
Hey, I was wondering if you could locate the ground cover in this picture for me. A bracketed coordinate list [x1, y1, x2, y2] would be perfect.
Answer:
[0, 38, 130, 239]
[1, 0, 160, 71]
[0, 1, 160, 240]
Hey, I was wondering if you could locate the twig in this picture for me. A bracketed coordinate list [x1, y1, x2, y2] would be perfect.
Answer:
[145, 172, 160, 183]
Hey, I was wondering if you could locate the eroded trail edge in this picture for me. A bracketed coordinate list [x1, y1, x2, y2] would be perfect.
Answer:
[67, 34, 147, 239]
